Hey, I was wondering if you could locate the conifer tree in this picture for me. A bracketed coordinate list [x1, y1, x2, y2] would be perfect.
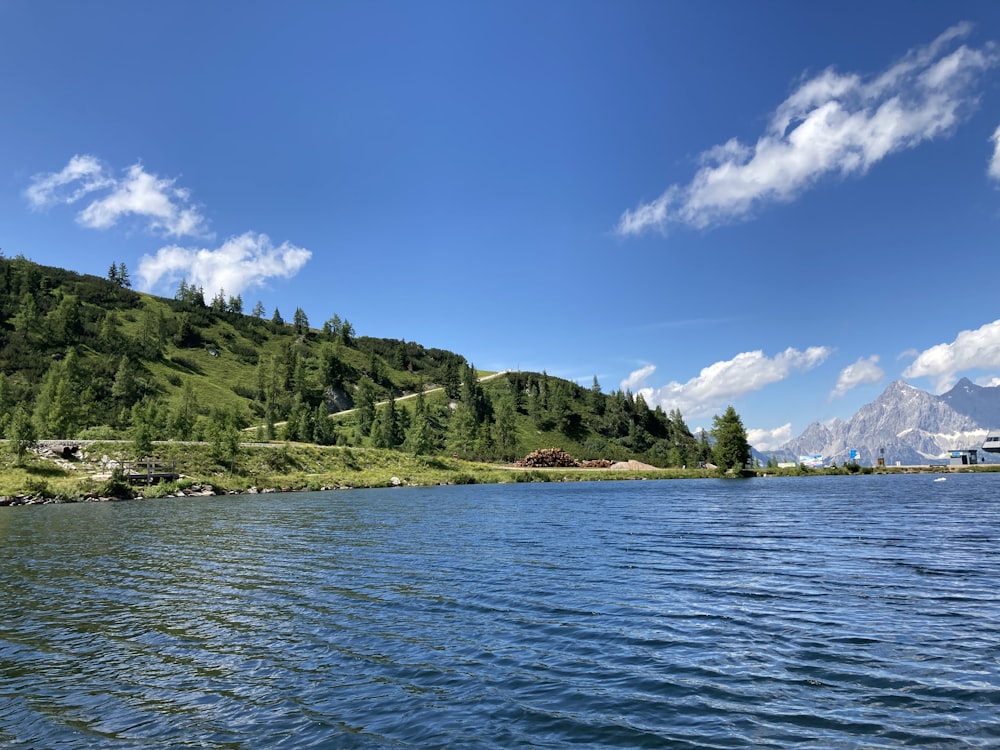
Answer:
[117, 262, 131, 288]
[711, 406, 750, 472]
[6, 405, 36, 465]
[293, 307, 309, 334]
[492, 394, 519, 460]
[354, 377, 378, 435]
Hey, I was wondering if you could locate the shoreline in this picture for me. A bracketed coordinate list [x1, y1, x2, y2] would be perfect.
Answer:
[2, 450, 996, 507]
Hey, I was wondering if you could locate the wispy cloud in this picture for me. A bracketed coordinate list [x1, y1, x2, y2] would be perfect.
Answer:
[25, 154, 113, 206]
[989, 125, 1000, 181]
[747, 423, 793, 452]
[902, 318, 1000, 392]
[620, 364, 656, 392]
[137, 232, 312, 298]
[621, 346, 831, 418]
[617, 23, 997, 236]
[831, 355, 884, 398]
[26, 155, 209, 238]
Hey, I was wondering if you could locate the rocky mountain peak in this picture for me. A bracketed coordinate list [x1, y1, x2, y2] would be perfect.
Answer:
[773, 378, 1000, 466]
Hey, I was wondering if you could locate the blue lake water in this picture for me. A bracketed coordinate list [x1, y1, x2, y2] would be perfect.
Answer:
[2, 473, 999, 748]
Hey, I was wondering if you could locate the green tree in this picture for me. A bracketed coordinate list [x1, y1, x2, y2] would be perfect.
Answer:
[272, 308, 285, 326]
[447, 400, 478, 458]
[48, 295, 83, 344]
[252, 300, 266, 318]
[169, 380, 199, 439]
[492, 394, 519, 460]
[321, 345, 346, 388]
[12, 291, 40, 338]
[111, 356, 142, 412]
[442, 359, 461, 399]
[210, 288, 227, 312]
[117, 262, 131, 288]
[313, 403, 336, 445]
[6, 405, 37, 465]
[589, 376, 605, 418]
[293, 307, 309, 334]
[354, 377, 378, 435]
[207, 407, 243, 469]
[339, 319, 354, 346]
[130, 399, 158, 458]
[710, 405, 750, 472]
[33, 351, 82, 438]
[403, 408, 435, 456]
[372, 393, 403, 449]
[323, 314, 342, 339]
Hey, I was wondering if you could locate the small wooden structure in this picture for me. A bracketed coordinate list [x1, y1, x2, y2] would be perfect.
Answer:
[124, 460, 180, 484]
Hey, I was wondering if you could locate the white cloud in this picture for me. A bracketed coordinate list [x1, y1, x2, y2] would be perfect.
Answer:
[25, 154, 113, 207]
[621, 346, 831, 418]
[747, 423, 793, 452]
[620, 364, 656, 392]
[137, 232, 313, 298]
[902, 318, 1000, 392]
[989, 125, 1000, 181]
[617, 23, 997, 236]
[26, 155, 208, 238]
[831, 355, 884, 398]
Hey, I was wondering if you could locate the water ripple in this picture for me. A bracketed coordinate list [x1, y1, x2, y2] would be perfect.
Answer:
[2, 474, 1000, 747]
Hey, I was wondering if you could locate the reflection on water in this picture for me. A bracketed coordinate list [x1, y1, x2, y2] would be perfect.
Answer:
[2, 474, 1000, 748]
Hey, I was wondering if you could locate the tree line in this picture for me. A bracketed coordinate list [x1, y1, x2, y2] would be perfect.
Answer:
[0, 253, 751, 472]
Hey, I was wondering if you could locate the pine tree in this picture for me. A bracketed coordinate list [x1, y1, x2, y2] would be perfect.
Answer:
[6, 405, 37, 465]
[355, 377, 378, 435]
[252, 300, 266, 318]
[210, 288, 227, 312]
[313, 403, 336, 445]
[590, 376, 605, 417]
[170, 380, 199, 439]
[293, 307, 309, 334]
[339, 320, 354, 346]
[130, 400, 156, 458]
[711, 406, 750, 472]
[117, 262, 131, 288]
[404, 409, 435, 456]
[493, 395, 519, 460]
[447, 400, 478, 458]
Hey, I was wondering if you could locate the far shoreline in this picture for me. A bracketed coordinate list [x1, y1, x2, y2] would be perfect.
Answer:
[2, 439, 997, 507]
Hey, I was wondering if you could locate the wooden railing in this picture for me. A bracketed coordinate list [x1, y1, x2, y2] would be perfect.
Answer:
[122, 460, 179, 484]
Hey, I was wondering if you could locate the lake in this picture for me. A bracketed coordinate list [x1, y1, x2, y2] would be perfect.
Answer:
[2, 474, 999, 748]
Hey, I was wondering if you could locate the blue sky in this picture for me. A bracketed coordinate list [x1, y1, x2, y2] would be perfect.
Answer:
[4, 1, 1000, 448]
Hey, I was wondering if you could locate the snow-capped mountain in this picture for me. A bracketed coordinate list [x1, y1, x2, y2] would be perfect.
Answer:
[770, 378, 1000, 466]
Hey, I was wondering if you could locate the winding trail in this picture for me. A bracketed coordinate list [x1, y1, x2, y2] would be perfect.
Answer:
[243, 369, 512, 433]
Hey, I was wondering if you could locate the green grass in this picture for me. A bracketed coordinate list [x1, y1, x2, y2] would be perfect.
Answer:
[0, 439, 717, 502]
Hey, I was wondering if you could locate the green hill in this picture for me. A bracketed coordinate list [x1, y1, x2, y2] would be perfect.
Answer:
[0, 254, 709, 473]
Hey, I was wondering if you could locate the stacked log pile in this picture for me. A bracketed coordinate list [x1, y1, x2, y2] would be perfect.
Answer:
[581, 459, 614, 468]
[514, 448, 581, 468]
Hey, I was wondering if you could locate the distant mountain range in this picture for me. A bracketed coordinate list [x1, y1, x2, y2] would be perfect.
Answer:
[769, 378, 1000, 466]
